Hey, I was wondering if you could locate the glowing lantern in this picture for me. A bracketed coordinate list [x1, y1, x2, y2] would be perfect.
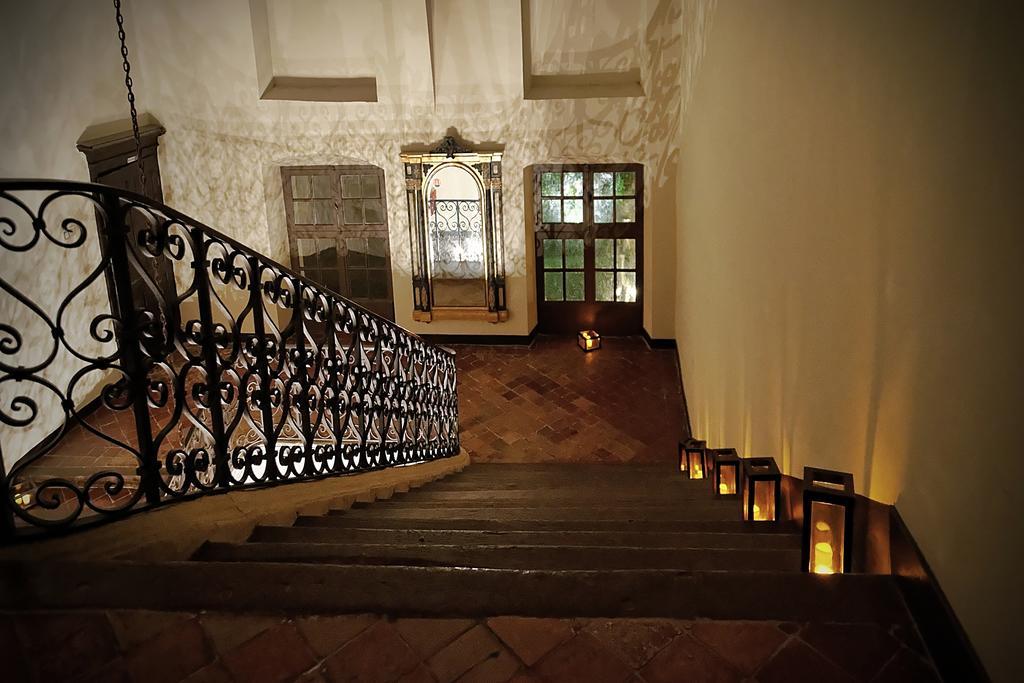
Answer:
[712, 448, 740, 498]
[742, 457, 781, 522]
[12, 481, 34, 509]
[684, 440, 708, 480]
[577, 330, 601, 352]
[801, 467, 855, 575]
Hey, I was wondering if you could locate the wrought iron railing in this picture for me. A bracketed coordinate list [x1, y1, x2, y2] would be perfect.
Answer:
[0, 179, 460, 540]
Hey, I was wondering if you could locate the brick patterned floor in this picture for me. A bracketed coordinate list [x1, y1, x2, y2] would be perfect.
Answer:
[16, 335, 687, 501]
[2, 611, 939, 683]
[21, 404, 146, 484]
[452, 336, 688, 463]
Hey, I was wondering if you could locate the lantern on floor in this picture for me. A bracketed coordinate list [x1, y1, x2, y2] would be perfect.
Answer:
[12, 481, 34, 509]
[742, 457, 781, 521]
[577, 330, 601, 352]
[712, 448, 740, 498]
[684, 440, 708, 480]
[801, 467, 855, 575]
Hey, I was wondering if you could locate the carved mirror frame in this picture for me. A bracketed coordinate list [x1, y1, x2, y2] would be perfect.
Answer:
[401, 137, 507, 323]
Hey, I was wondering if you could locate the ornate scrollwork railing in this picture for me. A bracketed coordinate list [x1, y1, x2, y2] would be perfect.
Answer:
[0, 179, 460, 540]
[427, 199, 484, 278]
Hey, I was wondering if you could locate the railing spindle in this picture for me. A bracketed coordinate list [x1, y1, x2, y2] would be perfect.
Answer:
[100, 190, 162, 505]
[247, 257, 279, 482]
[292, 281, 314, 474]
[189, 227, 230, 490]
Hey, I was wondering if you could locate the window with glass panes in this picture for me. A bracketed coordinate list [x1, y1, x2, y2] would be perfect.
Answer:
[592, 170, 637, 224]
[594, 237, 637, 302]
[282, 166, 395, 321]
[540, 171, 585, 224]
[542, 238, 585, 302]
[534, 164, 642, 333]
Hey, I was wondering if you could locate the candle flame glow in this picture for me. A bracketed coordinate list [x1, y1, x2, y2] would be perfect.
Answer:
[813, 541, 834, 574]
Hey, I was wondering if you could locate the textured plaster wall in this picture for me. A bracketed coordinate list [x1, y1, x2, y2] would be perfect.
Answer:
[674, 1, 1023, 680]
[128, 0, 682, 338]
[530, 0, 643, 76]
[266, 0, 429, 90]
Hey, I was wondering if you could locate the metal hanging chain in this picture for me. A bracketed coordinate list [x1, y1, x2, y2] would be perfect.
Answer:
[113, 0, 146, 190]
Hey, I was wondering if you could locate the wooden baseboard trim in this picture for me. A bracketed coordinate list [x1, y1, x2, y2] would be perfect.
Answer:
[641, 328, 677, 350]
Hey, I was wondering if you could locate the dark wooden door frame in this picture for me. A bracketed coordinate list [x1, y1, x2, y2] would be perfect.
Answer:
[532, 163, 644, 334]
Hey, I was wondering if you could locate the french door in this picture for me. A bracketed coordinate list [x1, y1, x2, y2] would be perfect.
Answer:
[533, 164, 643, 334]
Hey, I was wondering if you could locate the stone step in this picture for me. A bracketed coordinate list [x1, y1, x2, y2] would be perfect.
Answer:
[195, 541, 802, 571]
[446, 464, 672, 473]
[436, 479, 692, 489]
[296, 514, 798, 534]
[435, 474, 693, 486]
[414, 466, 692, 478]
[417, 489, 712, 499]
[435, 474, 686, 484]
[250, 525, 802, 550]
[0, 559, 910, 625]
[332, 504, 743, 522]
[376, 498, 736, 509]
[393, 490, 723, 504]
[381, 489, 727, 501]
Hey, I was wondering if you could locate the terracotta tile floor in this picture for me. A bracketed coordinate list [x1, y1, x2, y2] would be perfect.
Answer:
[20, 405, 144, 483]
[3, 610, 939, 683]
[11, 399, 194, 522]
[452, 335, 689, 463]
[16, 335, 687, 498]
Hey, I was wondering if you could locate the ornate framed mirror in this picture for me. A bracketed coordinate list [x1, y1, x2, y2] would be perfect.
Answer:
[401, 136, 507, 323]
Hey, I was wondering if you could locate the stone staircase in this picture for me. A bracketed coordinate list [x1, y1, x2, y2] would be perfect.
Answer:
[183, 463, 907, 624]
[198, 464, 801, 571]
[0, 462, 944, 682]
[1, 461, 911, 626]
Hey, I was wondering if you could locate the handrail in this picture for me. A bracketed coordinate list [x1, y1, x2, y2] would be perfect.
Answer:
[0, 179, 460, 540]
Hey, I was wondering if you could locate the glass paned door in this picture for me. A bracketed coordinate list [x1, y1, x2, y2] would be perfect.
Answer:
[594, 238, 638, 302]
[534, 164, 643, 334]
[542, 238, 585, 302]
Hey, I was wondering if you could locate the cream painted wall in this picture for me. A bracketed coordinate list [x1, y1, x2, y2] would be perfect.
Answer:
[675, 1, 1023, 680]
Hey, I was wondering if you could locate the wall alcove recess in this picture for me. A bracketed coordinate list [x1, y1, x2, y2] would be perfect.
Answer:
[401, 136, 507, 323]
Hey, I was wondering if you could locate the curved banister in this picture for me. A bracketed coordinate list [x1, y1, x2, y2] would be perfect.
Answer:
[0, 178, 460, 540]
